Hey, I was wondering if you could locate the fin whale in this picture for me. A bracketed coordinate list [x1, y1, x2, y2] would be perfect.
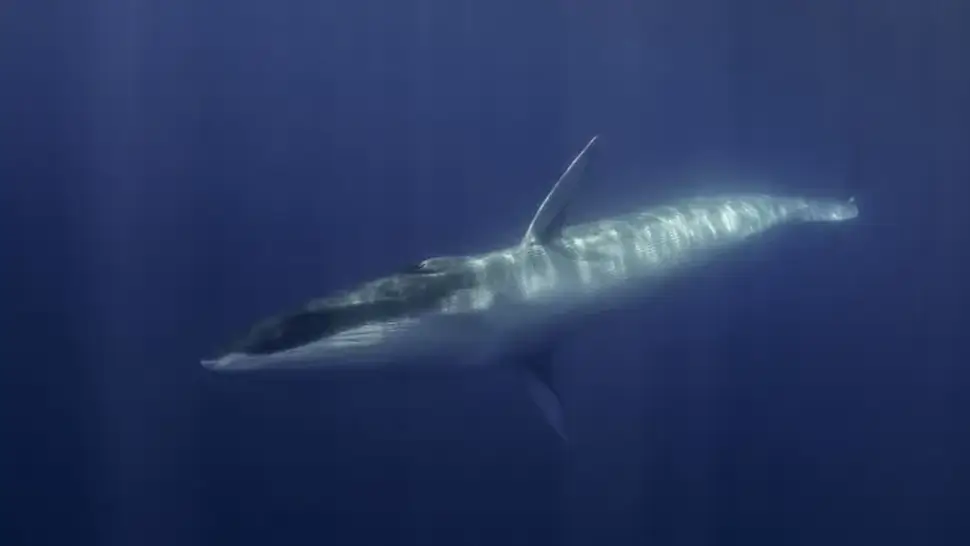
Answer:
[202, 136, 858, 439]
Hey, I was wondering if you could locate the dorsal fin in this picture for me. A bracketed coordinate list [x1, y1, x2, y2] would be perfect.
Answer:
[521, 136, 599, 246]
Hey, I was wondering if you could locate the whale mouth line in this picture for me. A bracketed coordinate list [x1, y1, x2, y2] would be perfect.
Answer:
[200, 318, 433, 371]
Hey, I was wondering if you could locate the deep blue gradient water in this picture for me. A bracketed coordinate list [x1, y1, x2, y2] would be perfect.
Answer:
[2, 1, 969, 545]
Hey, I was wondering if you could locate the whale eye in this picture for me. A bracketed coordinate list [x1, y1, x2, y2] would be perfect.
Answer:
[401, 263, 423, 273]
[401, 260, 433, 274]
[401, 257, 457, 275]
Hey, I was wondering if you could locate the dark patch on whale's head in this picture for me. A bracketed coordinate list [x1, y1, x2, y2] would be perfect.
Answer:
[219, 258, 478, 356]
[223, 310, 344, 356]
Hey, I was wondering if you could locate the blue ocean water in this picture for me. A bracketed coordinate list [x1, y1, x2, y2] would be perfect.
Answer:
[2, 1, 968, 545]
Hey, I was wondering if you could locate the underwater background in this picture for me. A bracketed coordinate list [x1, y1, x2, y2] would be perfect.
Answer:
[2, 0, 968, 545]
